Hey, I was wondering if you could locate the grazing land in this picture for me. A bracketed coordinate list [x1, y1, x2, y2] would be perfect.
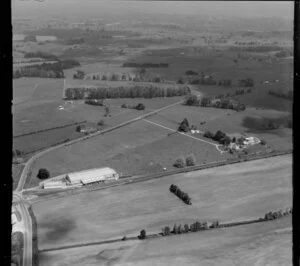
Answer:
[32, 155, 292, 249]
[39, 216, 291, 266]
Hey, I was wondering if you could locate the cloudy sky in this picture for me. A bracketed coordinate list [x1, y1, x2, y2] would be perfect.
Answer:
[12, 1, 294, 20]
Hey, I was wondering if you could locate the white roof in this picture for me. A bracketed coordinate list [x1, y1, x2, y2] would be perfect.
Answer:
[67, 167, 117, 183]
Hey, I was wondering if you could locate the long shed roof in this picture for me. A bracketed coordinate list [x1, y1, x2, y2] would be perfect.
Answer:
[67, 167, 118, 183]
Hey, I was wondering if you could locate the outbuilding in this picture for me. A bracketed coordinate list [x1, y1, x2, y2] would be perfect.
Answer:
[66, 167, 119, 185]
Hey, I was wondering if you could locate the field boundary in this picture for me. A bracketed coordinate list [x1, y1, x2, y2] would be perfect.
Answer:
[38, 212, 292, 253]
[13, 120, 87, 139]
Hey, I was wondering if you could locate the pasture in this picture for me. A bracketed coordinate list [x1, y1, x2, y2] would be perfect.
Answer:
[39, 216, 291, 266]
[146, 104, 293, 152]
[26, 118, 222, 188]
[32, 155, 292, 250]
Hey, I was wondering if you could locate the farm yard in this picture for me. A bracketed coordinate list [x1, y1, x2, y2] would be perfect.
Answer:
[39, 216, 291, 266]
[32, 154, 292, 250]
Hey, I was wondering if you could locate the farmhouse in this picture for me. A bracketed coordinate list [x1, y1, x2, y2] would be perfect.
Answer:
[66, 167, 119, 185]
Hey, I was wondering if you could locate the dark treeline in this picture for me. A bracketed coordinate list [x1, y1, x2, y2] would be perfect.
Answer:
[123, 62, 169, 68]
[84, 99, 104, 106]
[203, 130, 231, 145]
[64, 85, 190, 100]
[268, 90, 293, 101]
[24, 51, 58, 61]
[230, 45, 283, 52]
[169, 184, 192, 205]
[160, 207, 292, 237]
[13, 59, 80, 79]
[66, 37, 85, 45]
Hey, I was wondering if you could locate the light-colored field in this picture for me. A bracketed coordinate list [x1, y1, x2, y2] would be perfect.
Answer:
[39, 216, 291, 266]
[33, 155, 292, 250]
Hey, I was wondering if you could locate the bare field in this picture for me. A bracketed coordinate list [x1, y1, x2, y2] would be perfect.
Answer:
[33, 155, 292, 249]
[39, 216, 291, 266]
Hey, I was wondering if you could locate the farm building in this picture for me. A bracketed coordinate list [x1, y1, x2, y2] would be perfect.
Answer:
[43, 181, 67, 189]
[66, 167, 119, 185]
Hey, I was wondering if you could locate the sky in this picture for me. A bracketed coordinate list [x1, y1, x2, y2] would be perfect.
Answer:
[12, 1, 294, 20]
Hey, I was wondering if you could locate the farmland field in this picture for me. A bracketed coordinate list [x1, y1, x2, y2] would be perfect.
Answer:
[26, 118, 223, 188]
[32, 154, 292, 250]
[39, 216, 291, 266]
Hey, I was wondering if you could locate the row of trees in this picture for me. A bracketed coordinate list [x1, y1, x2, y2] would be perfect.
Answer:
[178, 73, 254, 88]
[173, 154, 197, 168]
[121, 103, 145, 110]
[13, 59, 80, 79]
[123, 62, 169, 68]
[64, 85, 190, 100]
[184, 95, 246, 112]
[268, 90, 293, 101]
[161, 220, 219, 236]
[169, 184, 192, 205]
[24, 51, 58, 61]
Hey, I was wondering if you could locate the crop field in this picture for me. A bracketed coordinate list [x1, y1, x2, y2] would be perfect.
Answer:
[32, 155, 292, 250]
[39, 216, 291, 266]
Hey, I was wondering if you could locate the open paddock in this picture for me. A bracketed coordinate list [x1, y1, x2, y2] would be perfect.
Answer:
[32, 155, 292, 250]
[39, 215, 291, 266]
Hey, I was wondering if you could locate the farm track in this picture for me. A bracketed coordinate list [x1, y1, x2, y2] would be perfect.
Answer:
[38, 214, 291, 253]
[15, 99, 185, 192]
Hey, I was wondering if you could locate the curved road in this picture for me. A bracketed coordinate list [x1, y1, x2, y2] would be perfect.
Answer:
[13, 192, 33, 266]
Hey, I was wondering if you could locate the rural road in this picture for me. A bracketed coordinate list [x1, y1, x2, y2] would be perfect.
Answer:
[15, 98, 186, 192]
[13, 192, 33, 266]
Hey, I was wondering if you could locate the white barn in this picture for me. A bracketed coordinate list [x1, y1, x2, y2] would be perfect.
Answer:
[66, 167, 119, 185]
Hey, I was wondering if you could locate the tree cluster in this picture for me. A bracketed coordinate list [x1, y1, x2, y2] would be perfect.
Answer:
[203, 130, 231, 145]
[178, 118, 190, 132]
[264, 207, 292, 220]
[138, 229, 146, 240]
[268, 90, 293, 101]
[123, 62, 169, 68]
[185, 70, 198, 76]
[64, 85, 190, 100]
[37, 168, 50, 180]
[238, 78, 254, 87]
[84, 99, 104, 106]
[169, 184, 192, 205]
